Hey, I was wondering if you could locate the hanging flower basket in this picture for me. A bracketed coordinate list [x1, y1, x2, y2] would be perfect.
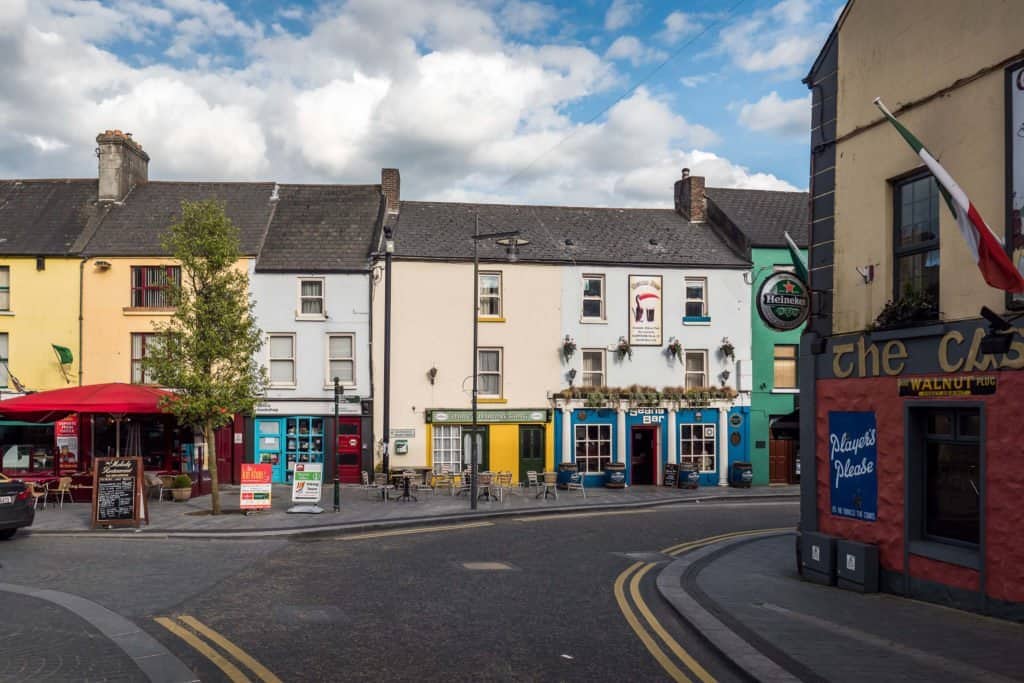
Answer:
[561, 335, 577, 363]
[719, 337, 735, 361]
[615, 337, 633, 361]
[665, 337, 683, 363]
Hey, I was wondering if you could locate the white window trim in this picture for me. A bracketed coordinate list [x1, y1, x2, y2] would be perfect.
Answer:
[679, 423, 717, 473]
[683, 276, 708, 320]
[478, 347, 503, 398]
[581, 348, 605, 387]
[574, 423, 612, 474]
[0, 332, 8, 388]
[325, 332, 356, 388]
[581, 273, 606, 322]
[296, 277, 326, 321]
[268, 332, 297, 388]
[130, 332, 160, 385]
[684, 349, 707, 389]
[432, 424, 463, 474]
[0, 265, 10, 313]
[772, 344, 799, 390]
[478, 271, 503, 319]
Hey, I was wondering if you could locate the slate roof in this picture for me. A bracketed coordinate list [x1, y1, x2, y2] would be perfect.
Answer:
[255, 184, 383, 272]
[393, 201, 749, 267]
[704, 187, 809, 248]
[0, 179, 101, 255]
[83, 182, 277, 256]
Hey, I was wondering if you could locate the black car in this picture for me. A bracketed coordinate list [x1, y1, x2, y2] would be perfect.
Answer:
[0, 479, 35, 539]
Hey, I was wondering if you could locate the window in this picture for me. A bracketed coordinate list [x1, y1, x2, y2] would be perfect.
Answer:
[920, 408, 980, 546]
[893, 174, 939, 312]
[478, 348, 502, 397]
[680, 423, 716, 472]
[131, 266, 180, 308]
[684, 277, 707, 318]
[298, 278, 325, 319]
[0, 266, 9, 311]
[432, 425, 462, 474]
[130, 333, 160, 384]
[0, 333, 7, 388]
[574, 423, 612, 474]
[327, 334, 354, 385]
[581, 274, 605, 320]
[478, 272, 502, 318]
[773, 345, 798, 389]
[581, 349, 605, 387]
[684, 350, 706, 389]
[268, 334, 296, 386]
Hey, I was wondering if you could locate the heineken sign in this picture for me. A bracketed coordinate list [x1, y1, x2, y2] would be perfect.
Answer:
[757, 272, 810, 331]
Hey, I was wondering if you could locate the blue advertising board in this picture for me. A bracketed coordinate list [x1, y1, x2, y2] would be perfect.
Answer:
[828, 411, 877, 521]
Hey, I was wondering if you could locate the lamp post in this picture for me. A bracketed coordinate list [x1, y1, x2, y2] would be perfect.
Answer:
[333, 376, 343, 511]
[382, 225, 395, 481]
[469, 214, 529, 510]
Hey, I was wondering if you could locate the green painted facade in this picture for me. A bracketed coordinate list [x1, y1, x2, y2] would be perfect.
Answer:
[749, 247, 806, 485]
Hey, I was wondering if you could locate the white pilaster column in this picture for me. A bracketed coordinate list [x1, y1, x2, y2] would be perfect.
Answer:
[667, 408, 677, 465]
[616, 404, 627, 482]
[561, 404, 572, 467]
[718, 405, 729, 487]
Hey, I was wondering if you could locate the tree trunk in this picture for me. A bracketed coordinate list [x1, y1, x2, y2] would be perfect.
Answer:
[206, 423, 221, 515]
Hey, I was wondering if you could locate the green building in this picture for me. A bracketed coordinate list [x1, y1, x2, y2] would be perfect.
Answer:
[705, 187, 808, 485]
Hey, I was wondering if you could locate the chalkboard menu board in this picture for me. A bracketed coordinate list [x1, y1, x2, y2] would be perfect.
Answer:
[92, 457, 146, 528]
[663, 463, 678, 487]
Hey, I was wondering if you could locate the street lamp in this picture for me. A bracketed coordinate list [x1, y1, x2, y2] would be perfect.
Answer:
[469, 214, 528, 510]
[382, 225, 395, 481]
[333, 376, 343, 511]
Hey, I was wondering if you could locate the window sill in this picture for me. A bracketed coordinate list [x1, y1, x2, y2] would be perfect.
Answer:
[683, 316, 711, 325]
[322, 384, 356, 391]
[771, 388, 800, 394]
[295, 315, 327, 322]
[123, 307, 175, 315]
[477, 398, 507, 404]
[908, 540, 980, 570]
[0, 311, 13, 316]
[269, 384, 297, 390]
[579, 318, 607, 324]
[478, 317, 506, 323]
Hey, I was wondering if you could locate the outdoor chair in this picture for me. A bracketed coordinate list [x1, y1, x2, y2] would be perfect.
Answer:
[456, 468, 473, 496]
[30, 482, 48, 510]
[525, 470, 541, 495]
[48, 476, 74, 509]
[360, 471, 380, 500]
[144, 473, 164, 503]
[567, 471, 586, 498]
[495, 471, 513, 501]
[416, 471, 435, 496]
[434, 470, 454, 496]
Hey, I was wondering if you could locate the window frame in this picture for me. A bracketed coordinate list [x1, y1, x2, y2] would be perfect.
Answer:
[683, 277, 708, 320]
[0, 332, 7, 388]
[297, 277, 326, 320]
[267, 333, 297, 388]
[581, 274, 606, 322]
[683, 350, 707, 389]
[477, 347, 503, 398]
[574, 423, 612, 474]
[130, 265, 180, 309]
[130, 332, 160, 385]
[0, 265, 9, 312]
[892, 171, 940, 313]
[772, 344, 799, 390]
[432, 424, 463, 474]
[581, 349, 605, 388]
[679, 423, 717, 473]
[326, 333, 355, 388]
[478, 271, 503, 320]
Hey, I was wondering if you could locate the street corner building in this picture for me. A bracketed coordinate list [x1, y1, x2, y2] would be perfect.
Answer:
[801, 0, 1024, 618]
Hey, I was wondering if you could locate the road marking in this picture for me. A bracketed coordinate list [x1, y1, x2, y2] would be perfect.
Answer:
[155, 616, 252, 683]
[334, 521, 493, 540]
[663, 527, 792, 556]
[614, 562, 692, 683]
[630, 562, 715, 683]
[515, 509, 657, 522]
[177, 616, 283, 683]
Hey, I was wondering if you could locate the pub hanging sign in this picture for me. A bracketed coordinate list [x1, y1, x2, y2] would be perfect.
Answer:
[757, 272, 809, 331]
[898, 374, 997, 397]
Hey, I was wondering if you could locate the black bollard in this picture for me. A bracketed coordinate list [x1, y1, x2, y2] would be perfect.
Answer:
[333, 477, 340, 512]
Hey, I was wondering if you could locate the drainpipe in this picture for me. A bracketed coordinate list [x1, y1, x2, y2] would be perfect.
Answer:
[78, 257, 85, 386]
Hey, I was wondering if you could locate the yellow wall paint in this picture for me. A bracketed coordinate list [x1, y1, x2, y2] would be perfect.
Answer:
[0, 257, 81, 392]
[422, 421, 555, 484]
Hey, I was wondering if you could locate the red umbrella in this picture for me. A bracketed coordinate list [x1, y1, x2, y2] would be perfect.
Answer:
[0, 383, 174, 455]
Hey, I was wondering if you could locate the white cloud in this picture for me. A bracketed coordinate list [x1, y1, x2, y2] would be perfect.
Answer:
[718, 0, 829, 74]
[499, 1, 557, 36]
[737, 91, 810, 137]
[680, 74, 711, 88]
[659, 11, 701, 43]
[604, 0, 640, 32]
[605, 36, 667, 66]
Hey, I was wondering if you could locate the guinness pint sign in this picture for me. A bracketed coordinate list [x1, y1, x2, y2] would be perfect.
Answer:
[757, 272, 809, 331]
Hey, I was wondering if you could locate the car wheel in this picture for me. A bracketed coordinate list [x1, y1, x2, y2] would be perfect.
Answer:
[0, 529, 16, 540]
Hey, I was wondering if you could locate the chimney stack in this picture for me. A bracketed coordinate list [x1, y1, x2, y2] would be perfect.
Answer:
[674, 167, 705, 222]
[96, 129, 149, 202]
[381, 168, 400, 215]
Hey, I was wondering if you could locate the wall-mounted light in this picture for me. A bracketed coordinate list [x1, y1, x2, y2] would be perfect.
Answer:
[567, 368, 577, 387]
[94, 260, 112, 270]
[426, 366, 438, 385]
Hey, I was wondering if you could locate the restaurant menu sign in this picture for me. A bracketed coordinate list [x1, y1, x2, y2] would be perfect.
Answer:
[55, 416, 79, 471]
[1008, 61, 1024, 307]
[291, 462, 323, 503]
[628, 275, 663, 346]
[92, 457, 147, 528]
[828, 412, 877, 522]
[240, 463, 272, 511]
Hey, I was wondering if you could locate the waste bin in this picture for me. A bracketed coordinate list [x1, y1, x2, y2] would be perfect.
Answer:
[557, 462, 578, 490]
[603, 461, 626, 488]
[729, 462, 753, 488]
[678, 462, 699, 489]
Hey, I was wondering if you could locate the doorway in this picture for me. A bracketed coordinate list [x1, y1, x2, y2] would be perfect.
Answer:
[630, 426, 658, 485]
[769, 438, 795, 484]
[336, 417, 362, 484]
[518, 425, 545, 482]
[461, 426, 489, 472]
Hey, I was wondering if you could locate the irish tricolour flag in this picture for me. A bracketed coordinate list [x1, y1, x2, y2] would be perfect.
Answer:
[875, 98, 1024, 293]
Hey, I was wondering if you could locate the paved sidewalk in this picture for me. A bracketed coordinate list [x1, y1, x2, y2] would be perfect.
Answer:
[658, 533, 1024, 683]
[25, 483, 798, 536]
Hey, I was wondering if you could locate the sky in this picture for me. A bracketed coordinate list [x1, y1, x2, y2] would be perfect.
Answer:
[0, 0, 844, 207]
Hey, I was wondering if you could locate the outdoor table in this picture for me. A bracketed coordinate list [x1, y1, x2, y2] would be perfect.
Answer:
[477, 473, 495, 501]
[392, 472, 417, 502]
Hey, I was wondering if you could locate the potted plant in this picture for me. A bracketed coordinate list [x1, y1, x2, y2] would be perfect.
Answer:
[560, 335, 577, 363]
[170, 474, 193, 502]
[719, 337, 735, 361]
[615, 336, 633, 361]
[665, 337, 683, 362]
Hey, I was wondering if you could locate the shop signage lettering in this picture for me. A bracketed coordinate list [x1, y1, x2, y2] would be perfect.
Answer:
[291, 462, 323, 503]
[628, 275, 663, 346]
[628, 408, 664, 424]
[828, 412, 877, 522]
[757, 273, 809, 331]
[898, 374, 997, 397]
[427, 409, 548, 423]
[832, 327, 1024, 378]
[240, 463, 272, 511]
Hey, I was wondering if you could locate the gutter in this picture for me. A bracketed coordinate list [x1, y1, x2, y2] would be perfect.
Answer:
[78, 257, 85, 386]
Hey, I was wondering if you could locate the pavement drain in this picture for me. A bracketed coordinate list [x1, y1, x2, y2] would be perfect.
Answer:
[462, 561, 515, 571]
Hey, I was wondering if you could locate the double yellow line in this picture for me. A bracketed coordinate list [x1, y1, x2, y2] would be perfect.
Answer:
[156, 615, 281, 683]
[614, 528, 791, 682]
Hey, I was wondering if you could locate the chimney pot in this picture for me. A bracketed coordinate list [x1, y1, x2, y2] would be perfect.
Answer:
[681, 168, 690, 179]
[674, 169, 705, 222]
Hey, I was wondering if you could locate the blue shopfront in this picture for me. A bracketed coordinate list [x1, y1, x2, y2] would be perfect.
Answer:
[254, 416, 325, 484]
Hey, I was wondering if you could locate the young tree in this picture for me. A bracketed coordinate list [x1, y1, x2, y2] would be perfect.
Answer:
[145, 200, 267, 514]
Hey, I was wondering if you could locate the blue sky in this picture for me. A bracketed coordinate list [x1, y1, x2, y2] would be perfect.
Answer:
[0, 0, 844, 206]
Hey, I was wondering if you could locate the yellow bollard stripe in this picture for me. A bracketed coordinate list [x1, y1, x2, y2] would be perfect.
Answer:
[155, 616, 251, 683]
[177, 616, 283, 683]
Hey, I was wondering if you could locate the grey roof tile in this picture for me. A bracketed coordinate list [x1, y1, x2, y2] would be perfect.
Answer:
[0, 179, 100, 255]
[704, 187, 809, 248]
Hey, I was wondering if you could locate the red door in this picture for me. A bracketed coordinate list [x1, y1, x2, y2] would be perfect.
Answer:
[215, 424, 233, 486]
[337, 418, 361, 484]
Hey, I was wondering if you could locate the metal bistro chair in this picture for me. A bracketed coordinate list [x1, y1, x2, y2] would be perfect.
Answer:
[361, 470, 381, 500]
[30, 482, 48, 510]
[456, 467, 473, 496]
[525, 470, 541, 495]
[434, 469, 454, 496]
[567, 471, 586, 498]
[494, 471, 514, 502]
[415, 470, 435, 497]
[373, 471, 392, 502]
[48, 476, 74, 509]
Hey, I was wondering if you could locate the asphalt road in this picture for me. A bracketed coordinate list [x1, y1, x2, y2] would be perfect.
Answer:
[0, 499, 799, 682]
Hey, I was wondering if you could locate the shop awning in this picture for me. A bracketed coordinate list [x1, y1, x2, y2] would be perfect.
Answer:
[770, 411, 800, 437]
[0, 383, 173, 423]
